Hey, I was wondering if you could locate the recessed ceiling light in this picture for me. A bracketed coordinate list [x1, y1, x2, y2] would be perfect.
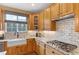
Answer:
[32, 3, 35, 6]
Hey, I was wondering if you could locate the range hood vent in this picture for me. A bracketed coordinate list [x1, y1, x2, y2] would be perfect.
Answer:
[52, 14, 74, 21]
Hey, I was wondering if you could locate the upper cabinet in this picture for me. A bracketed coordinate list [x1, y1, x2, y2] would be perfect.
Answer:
[43, 7, 51, 30]
[66, 3, 74, 14]
[29, 3, 74, 31]
[39, 12, 44, 31]
[28, 14, 34, 30]
[46, 7, 51, 20]
[50, 3, 74, 20]
[59, 3, 74, 17]
[0, 7, 4, 30]
[74, 3, 79, 32]
[28, 14, 39, 30]
[33, 14, 39, 30]
[51, 4, 60, 20]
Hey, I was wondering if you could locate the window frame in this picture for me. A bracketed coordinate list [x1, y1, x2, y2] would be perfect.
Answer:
[5, 11, 28, 33]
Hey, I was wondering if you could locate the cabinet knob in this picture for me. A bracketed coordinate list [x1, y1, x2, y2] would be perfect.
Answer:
[52, 51, 55, 53]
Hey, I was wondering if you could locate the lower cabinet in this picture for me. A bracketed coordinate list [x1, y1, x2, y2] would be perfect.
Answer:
[36, 44, 40, 54]
[35, 40, 40, 54]
[39, 41, 45, 55]
[46, 45, 64, 55]
[27, 38, 36, 54]
[35, 40, 45, 55]
[6, 44, 27, 55]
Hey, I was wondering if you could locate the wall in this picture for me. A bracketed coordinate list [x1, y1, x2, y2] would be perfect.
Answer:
[43, 17, 79, 47]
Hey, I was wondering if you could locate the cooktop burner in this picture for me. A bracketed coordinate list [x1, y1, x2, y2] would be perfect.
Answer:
[47, 40, 77, 52]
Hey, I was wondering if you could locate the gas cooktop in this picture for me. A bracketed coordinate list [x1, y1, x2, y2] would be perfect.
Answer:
[47, 40, 77, 52]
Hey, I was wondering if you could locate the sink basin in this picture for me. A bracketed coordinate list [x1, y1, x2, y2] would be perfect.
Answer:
[0, 51, 7, 55]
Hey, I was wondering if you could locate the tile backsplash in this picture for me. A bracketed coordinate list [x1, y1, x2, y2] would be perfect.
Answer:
[43, 17, 79, 47]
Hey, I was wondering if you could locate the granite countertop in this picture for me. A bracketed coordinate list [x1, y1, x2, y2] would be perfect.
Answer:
[35, 37, 79, 55]
[0, 36, 79, 55]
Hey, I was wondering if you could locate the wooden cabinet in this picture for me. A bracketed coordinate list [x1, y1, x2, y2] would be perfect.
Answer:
[59, 3, 67, 17]
[27, 38, 36, 53]
[0, 7, 4, 30]
[46, 45, 64, 55]
[28, 14, 34, 30]
[74, 3, 79, 32]
[35, 40, 45, 55]
[35, 40, 40, 54]
[51, 4, 60, 20]
[39, 12, 44, 31]
[46, 7, 51, 20]
[29, 14, 39, 30]
[66, 3, 74, 14]
[6, 46, 17, 55]
[6, 44, 27, 55]
[51, 21, 56, 31]
[39, 41, 45, 55]
[59, 3, 74, 17]
[43, 7, 51, 30]
[36, 45, 40, 54]
[17, 44, 28, 55]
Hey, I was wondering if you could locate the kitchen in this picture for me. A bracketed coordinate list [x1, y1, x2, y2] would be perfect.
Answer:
[0, 3, 79, 55]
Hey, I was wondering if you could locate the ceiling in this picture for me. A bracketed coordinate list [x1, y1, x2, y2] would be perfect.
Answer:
[0, 3, 51, 13]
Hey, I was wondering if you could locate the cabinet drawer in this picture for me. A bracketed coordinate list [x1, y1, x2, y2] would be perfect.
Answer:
[46, 45, 63, 55]
[39, 45, 45, 55]
[46, 45, 55, 55]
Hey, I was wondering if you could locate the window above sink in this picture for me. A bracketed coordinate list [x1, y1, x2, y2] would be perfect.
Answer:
[5, 11, 28, 33]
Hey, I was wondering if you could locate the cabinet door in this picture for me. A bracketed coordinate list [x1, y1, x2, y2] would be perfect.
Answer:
[36, 44, 40, 54]
[35, 40, 40, 54]
[28, 14, 34, 30]
[59, 3, 74, 17]
[44, 19, 51, 30]
[51, 4, 60, 20]
[74, 3, 79, 32]
[27, 39, 36, 53]
[43, 8, 50, 30]
[6, 46, 17, 55]
[46, 7, 51, 20]
[27, 39, 33, 53]
[19, 44, 27, 54]
[39, 12, 44, 31]
[39, 45, 44, 55]
[60, 3, 67, 17]
[66, 3, 74, 14]
[39, 42, 45, 55]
